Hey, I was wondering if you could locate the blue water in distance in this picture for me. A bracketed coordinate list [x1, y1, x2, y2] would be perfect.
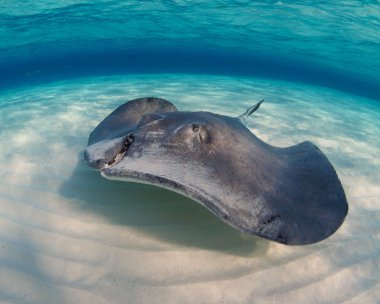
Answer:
[0, 0, 380, 100]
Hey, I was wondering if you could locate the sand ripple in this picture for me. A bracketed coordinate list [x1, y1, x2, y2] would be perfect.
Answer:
[0, 75, 379, 303]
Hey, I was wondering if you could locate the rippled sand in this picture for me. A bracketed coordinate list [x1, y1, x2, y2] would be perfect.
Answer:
[0, 74, 379, 303]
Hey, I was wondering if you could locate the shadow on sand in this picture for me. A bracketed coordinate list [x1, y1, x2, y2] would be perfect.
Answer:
[59, 158, 269, 257]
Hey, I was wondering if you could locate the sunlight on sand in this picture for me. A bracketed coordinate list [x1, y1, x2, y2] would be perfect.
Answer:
[0, 74, 379, 303]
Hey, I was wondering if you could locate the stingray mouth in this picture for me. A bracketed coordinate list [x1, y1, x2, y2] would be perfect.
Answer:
[83, 133, 135, 170]
[106, 133, 135, 167]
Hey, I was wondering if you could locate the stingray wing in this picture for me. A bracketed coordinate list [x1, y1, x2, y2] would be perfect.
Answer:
[88, 97, 177, 145]
[100, 130, 348, 245]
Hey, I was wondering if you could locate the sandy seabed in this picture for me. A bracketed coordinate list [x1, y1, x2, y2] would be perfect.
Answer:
[0, 74, 379, 304]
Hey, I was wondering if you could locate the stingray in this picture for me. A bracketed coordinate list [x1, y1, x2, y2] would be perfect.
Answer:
[83, 97, 348, 245]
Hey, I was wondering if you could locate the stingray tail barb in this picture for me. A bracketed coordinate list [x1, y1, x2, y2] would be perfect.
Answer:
[238, 99, 264, 122]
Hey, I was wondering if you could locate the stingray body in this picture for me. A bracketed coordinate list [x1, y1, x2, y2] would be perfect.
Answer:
[83, 97, 348, 245]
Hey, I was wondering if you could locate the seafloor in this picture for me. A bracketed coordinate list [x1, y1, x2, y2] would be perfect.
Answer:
[0, 74, 379, 303]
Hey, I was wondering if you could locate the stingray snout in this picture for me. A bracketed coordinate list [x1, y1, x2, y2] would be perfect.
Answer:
[82, 149, 108, 170]
[83, 135, 134, 170]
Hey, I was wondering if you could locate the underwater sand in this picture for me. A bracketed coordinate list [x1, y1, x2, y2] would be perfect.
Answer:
[0, 74, 379, 303]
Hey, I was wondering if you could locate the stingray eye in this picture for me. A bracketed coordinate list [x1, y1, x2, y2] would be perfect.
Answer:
[191, 123, 210, 144]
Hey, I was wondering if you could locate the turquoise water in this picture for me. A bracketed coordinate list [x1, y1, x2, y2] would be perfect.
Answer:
[0, 2, 380, 304]
[1, 1, 380, 99]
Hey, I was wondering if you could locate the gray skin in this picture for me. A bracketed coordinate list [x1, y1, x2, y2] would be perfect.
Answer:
[83, 97, 348, 245]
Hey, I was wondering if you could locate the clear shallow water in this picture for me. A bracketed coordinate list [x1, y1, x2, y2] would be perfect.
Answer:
[0, 74, 379, 303]
[1, 0, 380, 303]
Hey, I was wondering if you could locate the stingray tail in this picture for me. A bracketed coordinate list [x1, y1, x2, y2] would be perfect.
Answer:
[238, 99, 264, 122]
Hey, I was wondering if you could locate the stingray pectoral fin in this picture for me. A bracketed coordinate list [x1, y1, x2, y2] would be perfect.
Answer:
[260, 140, 349, 245]
[88, 97, 177, 145]
[209, 140, 348, 245]
[100, 139, 348, 246]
